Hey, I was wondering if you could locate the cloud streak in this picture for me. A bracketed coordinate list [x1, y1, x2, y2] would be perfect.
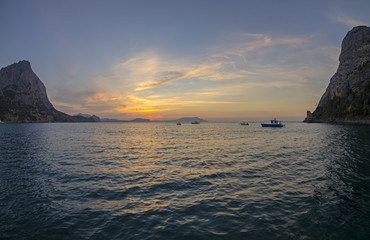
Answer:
[135, 71, 186, 90]
[112, 33, 307, 93]
[329, 13, 365, 27]
[51, 31, 340, 119]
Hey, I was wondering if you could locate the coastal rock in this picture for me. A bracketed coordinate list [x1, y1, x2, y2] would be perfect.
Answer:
[312, 26, 370, 123]
[303, 111, 314, 123]
[0, 60, 94, 123]
[0, 61, 53, 109]
[131, 118, 151, 122]
[74, 113, 101, 122]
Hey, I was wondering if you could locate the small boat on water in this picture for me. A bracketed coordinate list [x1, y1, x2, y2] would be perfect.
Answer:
[261, 118, 284, 127]
[177, 122, 181, 125]
[241, 122, 249, 125]
[191, 121, 200, 124]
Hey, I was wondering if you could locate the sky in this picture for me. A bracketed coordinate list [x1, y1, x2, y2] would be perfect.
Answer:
[1, 0, 370, 121]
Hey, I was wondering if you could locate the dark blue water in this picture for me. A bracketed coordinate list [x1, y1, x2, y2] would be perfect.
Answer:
[1, 122, 370, 239]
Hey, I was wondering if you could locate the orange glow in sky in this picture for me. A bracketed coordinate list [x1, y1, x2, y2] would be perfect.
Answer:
[2, 1, 369, 120]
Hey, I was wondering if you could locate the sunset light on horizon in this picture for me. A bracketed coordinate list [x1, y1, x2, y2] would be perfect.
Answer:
[1, 0, 370, 121]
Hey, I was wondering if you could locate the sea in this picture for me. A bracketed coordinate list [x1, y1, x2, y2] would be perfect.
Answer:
[0, 122, 369, 240]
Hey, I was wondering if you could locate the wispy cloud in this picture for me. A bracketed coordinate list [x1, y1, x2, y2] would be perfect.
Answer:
[214, 33, 306, 57]
[111, 34, 307, 93]
[329, 13, 365, 27]
[135, 71, 186, 90]
[52, 31, 339, 119]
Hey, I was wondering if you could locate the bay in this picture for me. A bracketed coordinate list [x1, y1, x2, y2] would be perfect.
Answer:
[1, 122, 370, 239]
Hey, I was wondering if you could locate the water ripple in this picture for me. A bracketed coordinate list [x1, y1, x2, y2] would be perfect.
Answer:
[1, 122, 370, 239]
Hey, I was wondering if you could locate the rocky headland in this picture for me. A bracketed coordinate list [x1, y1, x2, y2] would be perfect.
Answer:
[305, 26, 370, 124]
[0, 60, 94, 123]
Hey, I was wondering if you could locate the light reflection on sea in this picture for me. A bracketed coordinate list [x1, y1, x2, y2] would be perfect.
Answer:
[0, 122, 370, 239]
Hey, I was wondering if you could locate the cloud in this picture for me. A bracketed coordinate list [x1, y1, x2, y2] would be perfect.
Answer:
[86, 92, 109, 103]
[50, 31, 340, 119]
[329, 13, 365, 27]
[114, 56, 159, 79]
[135, 71, 186, 90]
[110, 52, 190, 91]
[102, 34, 307, 93]
[211, 33, 306, 60]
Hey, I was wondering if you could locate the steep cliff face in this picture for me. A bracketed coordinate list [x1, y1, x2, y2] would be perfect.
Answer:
[313, 26, 370, 123]
[0, 61, 93, 123]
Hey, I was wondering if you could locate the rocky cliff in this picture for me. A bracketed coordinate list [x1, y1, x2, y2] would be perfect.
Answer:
[312, 26, 370, 123]
[0, 60, 93, 123]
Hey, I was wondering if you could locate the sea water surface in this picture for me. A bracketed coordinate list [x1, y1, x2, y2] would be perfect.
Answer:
[1, 122, 370, 239]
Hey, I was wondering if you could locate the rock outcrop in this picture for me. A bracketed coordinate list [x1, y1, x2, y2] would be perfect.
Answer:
[312, 26, 370, 123]
[74, 113, 101, 122]
[0, 60, 93, 123]
[303, 111, 314, 123]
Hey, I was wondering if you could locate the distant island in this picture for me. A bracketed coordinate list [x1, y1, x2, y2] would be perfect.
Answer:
[170, 117, 208, 123]
[304, 26, 370, 124]
[74, 114, 208, 123]
[131, 118, 151, 122]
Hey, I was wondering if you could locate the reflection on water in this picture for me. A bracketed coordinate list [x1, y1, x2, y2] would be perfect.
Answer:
[0, 122, 370, 239]
[301, 125, 370, 239]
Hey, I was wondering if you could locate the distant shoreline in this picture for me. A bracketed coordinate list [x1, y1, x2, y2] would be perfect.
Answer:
[304, 119, 370, 125]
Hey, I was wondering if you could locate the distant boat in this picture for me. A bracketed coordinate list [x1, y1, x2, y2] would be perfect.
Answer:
[191, 121, 200, 124]
[241, 122, 249, 125]
[261, 118, 284, 127]
[177, 122, 181, 125]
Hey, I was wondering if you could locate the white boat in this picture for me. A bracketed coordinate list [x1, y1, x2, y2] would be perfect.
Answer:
[261, 118, 284, 127]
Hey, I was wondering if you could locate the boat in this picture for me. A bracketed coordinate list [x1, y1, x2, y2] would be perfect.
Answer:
[241, 122, 249, 125]
[261, 118, 284, 127]
[177, 122, 181, 125]
[191, 121, 200, 124]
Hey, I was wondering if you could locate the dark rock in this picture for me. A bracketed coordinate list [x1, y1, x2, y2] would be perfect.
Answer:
[74, 113, 101, 122]
[91, 115, 101, 122]
[303, 111, 315, 123]
[0, 60, 94, 123]
[131, 118, 150, 122]
[311, 26, 370, 124]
